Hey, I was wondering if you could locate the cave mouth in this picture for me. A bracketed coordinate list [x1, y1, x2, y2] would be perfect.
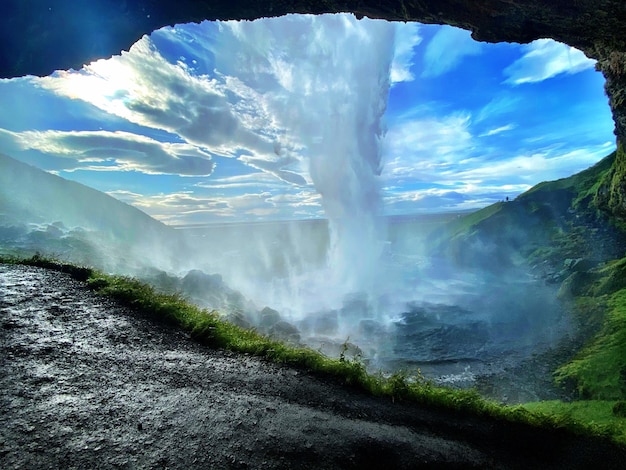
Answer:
[0, 14, 618, 402]
[0, 14, 615, 225]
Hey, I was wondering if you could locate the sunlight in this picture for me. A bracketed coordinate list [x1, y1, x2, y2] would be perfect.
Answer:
[41, 52, 145, 121]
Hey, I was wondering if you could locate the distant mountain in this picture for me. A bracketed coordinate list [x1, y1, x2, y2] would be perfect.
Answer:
[0, 152, 182, 271]
[0, 153, 173, 237]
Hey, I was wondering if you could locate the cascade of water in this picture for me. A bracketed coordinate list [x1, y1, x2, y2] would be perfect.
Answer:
[198, 14, 397, 333]
[244, 14, 395, 296]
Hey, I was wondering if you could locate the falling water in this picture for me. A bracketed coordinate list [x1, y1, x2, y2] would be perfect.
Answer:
[209, 14, 397, 313]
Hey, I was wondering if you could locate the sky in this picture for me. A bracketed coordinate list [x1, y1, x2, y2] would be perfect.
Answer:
[0, 13, 616, 226]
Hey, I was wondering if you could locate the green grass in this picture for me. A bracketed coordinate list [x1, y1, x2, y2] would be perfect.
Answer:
[591, 257, 626, 296]
[523, 400, 626, 443]
[2, 253, 626, 446]
[555, 288, 626, 400]
[523, 150, 615, 206]
[442, 202, 505, 240]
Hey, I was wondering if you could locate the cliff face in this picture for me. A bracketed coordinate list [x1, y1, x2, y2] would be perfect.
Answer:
[2, 1, 626, 210]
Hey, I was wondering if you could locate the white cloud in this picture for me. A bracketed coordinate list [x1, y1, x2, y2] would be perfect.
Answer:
[391, 22, 422, 84]
[381, 101, 613, 214]
[479, 124, 516, 137]
[504, 39, 595, 85]
[475, 94, 521, 123]
[238, 154, 308, 186]
[422, 26, 482, 78]
[107, 190, 263, 224]
[441, 145, 612, 185]
[1, 128, 215, 175]
[385, 112, 474, 179]
[383, 184, 526, 214]
[108, 184, 323, 225]
[265, 190, 322, 208]
[194, 172, 285, 190]
[35, 38, 275, 159]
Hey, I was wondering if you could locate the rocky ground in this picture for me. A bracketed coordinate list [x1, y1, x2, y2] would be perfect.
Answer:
[2, 264, 626, 469]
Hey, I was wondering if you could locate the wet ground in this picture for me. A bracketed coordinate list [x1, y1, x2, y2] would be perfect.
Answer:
[1, 263, 625, 469]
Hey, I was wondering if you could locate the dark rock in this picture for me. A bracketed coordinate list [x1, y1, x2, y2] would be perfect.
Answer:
[564, 258, 596, 273]
[223, 311, 252, 330]
[298, 310, 339, 336]
[358, 319, 386, 337]
[558, 271, 595, 299]
[259, 307, 281, 328]
[182, 270, 224, 296]
[268, 321, 300, 342]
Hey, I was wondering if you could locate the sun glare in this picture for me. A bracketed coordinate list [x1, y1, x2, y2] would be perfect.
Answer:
[44, 56, 141, 120]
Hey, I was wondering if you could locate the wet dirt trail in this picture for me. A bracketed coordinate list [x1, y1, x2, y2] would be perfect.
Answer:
[1, 263, 625, 469]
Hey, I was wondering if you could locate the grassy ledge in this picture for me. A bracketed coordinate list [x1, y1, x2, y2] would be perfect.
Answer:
[2, 254, 625, 446]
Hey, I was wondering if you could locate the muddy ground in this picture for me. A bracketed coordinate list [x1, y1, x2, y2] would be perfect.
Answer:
[1, 264, 625, 469]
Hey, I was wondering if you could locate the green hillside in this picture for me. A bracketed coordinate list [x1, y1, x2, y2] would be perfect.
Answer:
[432, 148, 626, 403]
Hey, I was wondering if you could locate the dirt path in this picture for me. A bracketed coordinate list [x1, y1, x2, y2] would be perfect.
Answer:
[1, 264, 625, 469]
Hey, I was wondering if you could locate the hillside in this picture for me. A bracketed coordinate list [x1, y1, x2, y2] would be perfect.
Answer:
[430, 149, 626, 402]
[428, 150, 623, 272]
[0, 152, 182, 271]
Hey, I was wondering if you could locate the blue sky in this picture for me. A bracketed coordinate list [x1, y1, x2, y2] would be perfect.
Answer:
[0, 14, 616, 225]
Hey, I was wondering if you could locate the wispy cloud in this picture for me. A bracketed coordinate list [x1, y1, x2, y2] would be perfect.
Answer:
[238, 154, 308, 186]
[442, 144, 613, 185]
[384, 112, 474, 179]
[504, 39, 595, 85]
[422, 26, 482, 78]
[479, 124, 516, 137]
[34, 38, 276, 159]
[391, 22, 422, 84]
[108, 185, 323, 225]
[108, 189, 266, 224]
[194, 172, 285, 190]
[0, 128, 215, 175]
[383, 184, 526, 214]
[475, 94, 521, 123]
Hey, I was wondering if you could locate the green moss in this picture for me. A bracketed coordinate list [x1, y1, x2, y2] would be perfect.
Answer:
[590, 257, 626, 296]
[614, 401, 626, 417]
[595, 145, 626, 223]
[555, 289, 626, 400]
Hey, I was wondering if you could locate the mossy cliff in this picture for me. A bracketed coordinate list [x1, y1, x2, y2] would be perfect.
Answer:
[596, 144, 626, 223]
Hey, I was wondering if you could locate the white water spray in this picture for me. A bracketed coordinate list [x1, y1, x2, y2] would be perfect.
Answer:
[292, 16, 393, 297]
[214, 15, 396, 304]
